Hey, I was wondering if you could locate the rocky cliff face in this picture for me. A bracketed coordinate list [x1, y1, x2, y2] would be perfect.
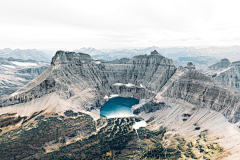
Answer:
[204, 58, 240, 94]
[158, 68, 240, 123]
[0, 50, 176, 112]
[2, 51, 240, 123]
[208, 58, 231, 70]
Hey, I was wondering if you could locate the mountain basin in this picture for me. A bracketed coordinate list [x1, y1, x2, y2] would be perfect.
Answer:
[100, 97, 139, 118]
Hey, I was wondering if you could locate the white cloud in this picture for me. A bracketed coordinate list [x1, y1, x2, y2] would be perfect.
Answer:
[0, 0, 240, 50]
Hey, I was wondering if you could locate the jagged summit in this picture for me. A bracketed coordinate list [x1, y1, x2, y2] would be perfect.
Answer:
[185, 62, 195, 69]
[204, 57, 240, 94]
[208, 58, 231, 70]
[150, 50, 160, 55]
[221, 58, 230, 62]
[130, 50, 167, 65]
[51, 51, 92, 65]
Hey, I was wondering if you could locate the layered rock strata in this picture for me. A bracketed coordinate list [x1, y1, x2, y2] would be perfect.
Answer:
[204, 58, 240, 94]
[0, 50, 175, 116]
[1, 51, 240, 123]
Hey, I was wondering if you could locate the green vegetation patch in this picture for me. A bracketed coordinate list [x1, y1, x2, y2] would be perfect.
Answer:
[0, 110, 95, 160]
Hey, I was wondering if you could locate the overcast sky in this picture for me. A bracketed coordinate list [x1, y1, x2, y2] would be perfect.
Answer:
[0, 0, 240, 50]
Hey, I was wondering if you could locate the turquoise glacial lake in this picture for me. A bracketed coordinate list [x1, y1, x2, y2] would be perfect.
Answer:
[100, 97, 139, 118]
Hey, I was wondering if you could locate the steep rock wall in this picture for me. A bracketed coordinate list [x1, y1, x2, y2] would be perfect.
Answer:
[160, 68, 240, 123]
[204, 59, 240, 94]
[0, 50, 176, 111]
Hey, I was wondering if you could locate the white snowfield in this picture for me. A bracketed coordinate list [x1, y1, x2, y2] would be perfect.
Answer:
[106, 112, 135, 119]
[2, 65, 16, 69]
[104, 95, 109, 100]
[11, 92, 18, 97]
[113, 83, 135, 87]
[133, 121, 147, 130]
[110, 94, 119, 98]
[104, 94, 119, 100]
[94, 61, 101, 64]
[10, 61, 38, 67]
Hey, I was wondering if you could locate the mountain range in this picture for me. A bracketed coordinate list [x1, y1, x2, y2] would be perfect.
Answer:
[0, 48, 51, 62]
[0, 57, 49, 98]
[74, 46, 240, 70]
[1, 50, 240, 159]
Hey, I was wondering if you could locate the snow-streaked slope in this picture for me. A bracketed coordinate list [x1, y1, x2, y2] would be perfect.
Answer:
[0, 57, 49, 98]
[10, 61, 38, 67]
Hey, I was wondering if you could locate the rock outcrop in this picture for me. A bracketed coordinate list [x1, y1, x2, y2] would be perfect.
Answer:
[158, 68, 240, 123]
[204, 58, 240, 94]
[208, 58, 231, 70]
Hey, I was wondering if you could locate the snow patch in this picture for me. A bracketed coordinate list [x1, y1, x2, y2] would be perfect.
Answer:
[2, 65, 16, 69]
[11, 92, 18, 96]
[11, 61, 38, 67]
[125, 83, 135, 87]
[109, 94, 119, 98]
[106, 112, 135, 118]
[113, 83, 135, 87]
[104, 95, 109, 100]
[113, 83, 124, 86]
[104, 94, 119, 100]
[133, 121, 147, 130]
[94, 61, 101, 64]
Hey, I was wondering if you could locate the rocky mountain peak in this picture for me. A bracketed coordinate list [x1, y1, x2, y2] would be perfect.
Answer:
[221, 58, 230, 62]
[129, 50, 170, 65]
[150, 50, 160, 55]
[232, 61, 240, 66]
[51, 51, 92, 66]
[185, 62, 195, 69]
[208, 58, 231, 70]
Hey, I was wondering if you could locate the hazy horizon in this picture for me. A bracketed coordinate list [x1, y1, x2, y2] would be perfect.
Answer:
[0, 0, 240, 50]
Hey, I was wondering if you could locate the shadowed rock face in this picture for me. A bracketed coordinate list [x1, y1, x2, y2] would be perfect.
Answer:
[161, 69, 240, 123]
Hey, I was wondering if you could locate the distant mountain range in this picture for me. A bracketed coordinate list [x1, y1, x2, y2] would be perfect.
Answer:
[172, 56, 220, 70]
[0, 48, 51, 62]
[1, 46, 240, 70]
[0, 57, 49, 98]
[74, 46, 240, 70]
[74, 45, 240, 59]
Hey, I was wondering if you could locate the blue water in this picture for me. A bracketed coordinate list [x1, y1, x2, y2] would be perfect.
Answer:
[100, 97, 139, 118]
